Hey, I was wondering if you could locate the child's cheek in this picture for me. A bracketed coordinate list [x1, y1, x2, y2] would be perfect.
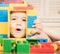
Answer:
[22, 22, 26, 29]
[10, 21, 16, 28]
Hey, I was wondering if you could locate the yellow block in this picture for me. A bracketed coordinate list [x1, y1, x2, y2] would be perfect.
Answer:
[27, 8, 37, 16]
[26, 28, 35, 35]
[52, 43, 58, 51]
[0, 7, 8, 10]
[0, 22, 8, 34]
[9, 2, 28, 7]
[0, 44, 3, 51]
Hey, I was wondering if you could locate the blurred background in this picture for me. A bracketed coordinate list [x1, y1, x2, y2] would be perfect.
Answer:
[26, 0, 60, 31]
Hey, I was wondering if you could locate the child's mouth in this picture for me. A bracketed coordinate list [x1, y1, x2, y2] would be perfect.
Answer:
[16, 29, 21, 31]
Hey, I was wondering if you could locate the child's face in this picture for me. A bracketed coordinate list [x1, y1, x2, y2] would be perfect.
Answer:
[10, 12, 26, 38]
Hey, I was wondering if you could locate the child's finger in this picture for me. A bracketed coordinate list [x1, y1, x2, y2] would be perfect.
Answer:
[34, 19, 42, 24]
[30, 28, 41, 36]
[30, 35, 40, 39]
[33, 19, 43, 30]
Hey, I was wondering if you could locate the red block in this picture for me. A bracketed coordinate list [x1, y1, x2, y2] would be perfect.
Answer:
[40, 42, 53, 48]
[13, 5, 33, 10]
[4, 0, 23, 4]
[0, 0, 4, 2]
[30, 44, 54, 53]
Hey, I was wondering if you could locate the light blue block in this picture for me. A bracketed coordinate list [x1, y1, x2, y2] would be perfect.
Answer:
[0, 10, 8, 22]
[27, 34, 30, 39]
[0, 2, 9, 7]
[38, 38, 48, 42]
[0, 34, 8, 38]
[27, 16, 37, 28]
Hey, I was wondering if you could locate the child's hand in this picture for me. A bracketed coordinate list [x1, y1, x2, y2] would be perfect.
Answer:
[32, 19, 43, 31]
[30, 28, 51, 42]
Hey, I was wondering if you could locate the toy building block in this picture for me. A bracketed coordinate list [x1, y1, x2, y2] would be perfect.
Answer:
[0, 44, 3, 52]
[51, 43, 58, 51]
[27, 16, 37, 28]
[26, 39, 38, 45]
[27, 8, 37, 16]
[3, 39, 16, 52]
[0, 36, 3, 44]
[14, 5, 33, 10]
[38, 38, 48, 42]
[0, 10, 8, 22]
[9, 1, 28, 7]
[16, 41, 30, 54]
[4, 0, 23, 4]
[0, 2, 9, 7]
[55, 42, 60, 49]
[30, 43, 55, 53]
[0, 36, 3, 51]
[0, 34, 8, 38]
[0, 0, 4, 2]
[0, 22, 8, 34]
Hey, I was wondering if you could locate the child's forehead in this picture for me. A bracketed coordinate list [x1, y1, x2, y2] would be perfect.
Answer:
[11, 12, 26, 18]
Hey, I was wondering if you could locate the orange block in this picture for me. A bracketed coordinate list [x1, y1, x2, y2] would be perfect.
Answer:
[13, 5, 33, 10]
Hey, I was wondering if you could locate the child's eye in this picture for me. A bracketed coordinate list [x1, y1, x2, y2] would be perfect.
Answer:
[22, 19, 26, 21]
[12, 18, 16, 20]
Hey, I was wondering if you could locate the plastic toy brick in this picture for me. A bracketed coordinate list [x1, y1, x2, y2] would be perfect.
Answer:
[9, 1, 28, 7]
[0, 23, 8, 34]
[39, 42, 52, 48]
[4, 0, 23, 4]
[26, 39, 38, 45]
[0, 36, 3, 44]
[38, 38, 48, 42]
[0, 36, 3, 51]
[0, 34, 8, 38]
[30, 44, 54, 53]
[0, 10, 8, 22]
[27, 16, 37, 28]
[55, 43, 60, 49]
[52, 43, 58, 51]
[14, 5, 33, 10]
[3, 40, 16, 52]
[0, 0, 4, 2]
[30, 43, 55, 53]
[0, 44, 3, 51]
[27, 8, 37, 16]
[0, 2, 9, 6]
[27, 34, 30, 38]
[16, 41, 30, 54]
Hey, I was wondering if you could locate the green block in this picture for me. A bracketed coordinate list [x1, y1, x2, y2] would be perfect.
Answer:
[26, 39, 38, 45]
[3, 39, 16, 52]
[16, 41, 30, 54]
[0, 36, 3, 44]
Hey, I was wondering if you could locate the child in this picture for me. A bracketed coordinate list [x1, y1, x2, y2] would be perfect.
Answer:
[10, 11, 26, 38]
[10, 11, 51, 41]
[30, 19, 60, 42]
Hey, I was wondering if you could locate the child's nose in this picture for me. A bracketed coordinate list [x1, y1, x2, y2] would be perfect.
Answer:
[16, 21, 21, 26]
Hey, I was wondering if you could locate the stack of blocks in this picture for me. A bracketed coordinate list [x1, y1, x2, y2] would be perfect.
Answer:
[3, 39, 60, 53]
[0, 0, 37, 38]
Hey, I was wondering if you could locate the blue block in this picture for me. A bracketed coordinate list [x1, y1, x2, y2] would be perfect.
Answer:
[38, 38, 48, 42]
[27, 34, 30, 39]
[0, 10, 8, 22]
[27, 16, 37, 28]
[0, 2, 9, 7]
[0, 34, 8, 38]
